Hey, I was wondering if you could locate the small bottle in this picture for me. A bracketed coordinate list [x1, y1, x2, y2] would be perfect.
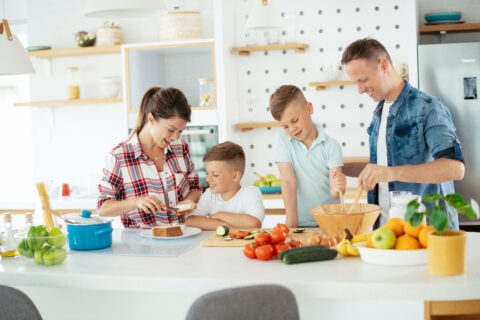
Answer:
[24, 212, 33, 231]
[66, 66, 80, 99]
[198, 78, 215, 107]
[0, 213, 18, 257]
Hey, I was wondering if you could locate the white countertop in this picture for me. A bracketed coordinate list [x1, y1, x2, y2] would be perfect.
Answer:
[1, 230, 479, 320]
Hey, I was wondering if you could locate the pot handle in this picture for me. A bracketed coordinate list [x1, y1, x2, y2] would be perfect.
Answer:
[95, 227, 113, 236]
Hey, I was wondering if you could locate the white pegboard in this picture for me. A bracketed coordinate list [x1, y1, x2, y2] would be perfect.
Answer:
[228, 0, 417, 185]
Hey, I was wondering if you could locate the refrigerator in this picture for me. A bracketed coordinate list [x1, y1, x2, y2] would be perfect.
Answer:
[418, 43, 480, 228]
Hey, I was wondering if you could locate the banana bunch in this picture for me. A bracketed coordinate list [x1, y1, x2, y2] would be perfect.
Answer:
[336, 228, 369, 257]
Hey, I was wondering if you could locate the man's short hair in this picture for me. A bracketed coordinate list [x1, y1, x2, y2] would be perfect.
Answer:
[270, 85, 307, 121]
[203, 141, 246, 176]
[341, 38, 392, 66]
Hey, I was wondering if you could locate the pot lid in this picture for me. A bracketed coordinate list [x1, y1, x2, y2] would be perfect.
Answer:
[62, 210, 109, 225]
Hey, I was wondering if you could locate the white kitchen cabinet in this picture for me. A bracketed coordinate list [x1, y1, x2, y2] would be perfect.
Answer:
[122, 39, 218, 131]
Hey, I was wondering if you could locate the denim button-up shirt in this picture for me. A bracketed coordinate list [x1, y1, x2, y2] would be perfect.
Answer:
[367, 81, 464, 229]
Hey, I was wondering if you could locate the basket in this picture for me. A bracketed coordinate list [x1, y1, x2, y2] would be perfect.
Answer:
[158, 11, 202, 41]
[310, 203, 381, 237]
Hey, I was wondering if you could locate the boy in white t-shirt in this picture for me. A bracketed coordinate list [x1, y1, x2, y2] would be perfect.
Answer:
[185, 142, 264, 230]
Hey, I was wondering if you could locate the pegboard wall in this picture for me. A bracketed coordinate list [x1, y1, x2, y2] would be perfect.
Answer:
[228, 0, 417, 184]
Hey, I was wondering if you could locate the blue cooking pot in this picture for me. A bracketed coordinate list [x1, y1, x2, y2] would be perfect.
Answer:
[66, 210, 113, 251]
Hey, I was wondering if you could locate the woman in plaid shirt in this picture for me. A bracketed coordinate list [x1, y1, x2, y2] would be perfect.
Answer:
[97, 87, 202, 228]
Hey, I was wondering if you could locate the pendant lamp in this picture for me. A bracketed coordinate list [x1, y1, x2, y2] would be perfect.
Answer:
[84, 0, 167, 19]
[245, 0, 282, 31]
[0, 1, 34, 75]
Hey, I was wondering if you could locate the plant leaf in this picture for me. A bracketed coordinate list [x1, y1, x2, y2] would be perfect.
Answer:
[423, 193, 442, 202]
[445, 193, 464, 207]
[411, 213, 424, 227]
[430, 210, 448, 232]
[470, 199, 480, 220]
[455, 203, 470, 214]
[405, 200, 419, 223]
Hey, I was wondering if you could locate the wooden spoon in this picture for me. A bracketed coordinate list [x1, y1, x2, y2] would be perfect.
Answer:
[338, 190, 345, 214]
[347, 185, 364, 214]
[253, 171, 265, 180]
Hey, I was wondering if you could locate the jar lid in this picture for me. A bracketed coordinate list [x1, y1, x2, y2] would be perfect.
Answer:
[62, 210, 109, 225]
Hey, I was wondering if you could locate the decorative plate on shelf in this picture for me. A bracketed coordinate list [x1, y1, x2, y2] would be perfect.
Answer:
[257, 186, 281, 194]
[424, 20, 465, 25]
[25, 45, 52, 52]
[357, 244, 428, 266]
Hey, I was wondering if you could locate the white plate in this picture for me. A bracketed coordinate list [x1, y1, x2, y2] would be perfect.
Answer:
[139, 227, 201, 240]
[357, 244, 428, 266]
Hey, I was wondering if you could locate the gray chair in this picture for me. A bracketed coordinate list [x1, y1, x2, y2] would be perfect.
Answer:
[185, 284, 300, 320]
[0, 285, 42, 320]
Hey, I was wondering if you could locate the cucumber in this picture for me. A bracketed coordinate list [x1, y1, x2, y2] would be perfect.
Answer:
[216, 225, 229, 236]
[223, 236, 233, 241]
[278, 245, 329, 260]
[282, 247, 337, 264]
[293, 228, 305, 233]
[250, 229, 260, 234]
[243, 234, 255, 240]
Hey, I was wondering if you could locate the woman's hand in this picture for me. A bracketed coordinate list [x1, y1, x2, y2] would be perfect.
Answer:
[136, 196, 166, 214]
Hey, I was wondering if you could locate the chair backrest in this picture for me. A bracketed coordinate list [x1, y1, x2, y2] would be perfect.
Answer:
[185, 284, 300, 320]
[0, 285, 43, 320]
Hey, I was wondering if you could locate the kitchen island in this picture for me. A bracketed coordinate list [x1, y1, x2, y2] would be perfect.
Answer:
[1, 230, 479, 320]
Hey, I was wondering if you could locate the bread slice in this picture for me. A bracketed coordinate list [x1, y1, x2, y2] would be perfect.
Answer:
[152, 225, 183, 237]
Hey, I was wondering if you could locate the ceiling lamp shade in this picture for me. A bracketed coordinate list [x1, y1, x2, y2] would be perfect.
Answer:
[84, 0, 167, 19]
[245, 0, 282, 30]
[0, 19, 34, 75]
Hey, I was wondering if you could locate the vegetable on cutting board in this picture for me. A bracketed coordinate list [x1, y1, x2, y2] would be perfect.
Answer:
[281, 245, 338, 264]
[216, 225, 229, 236]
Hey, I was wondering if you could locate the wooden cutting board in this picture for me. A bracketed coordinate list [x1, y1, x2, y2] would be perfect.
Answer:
[200, 227, 322, 247]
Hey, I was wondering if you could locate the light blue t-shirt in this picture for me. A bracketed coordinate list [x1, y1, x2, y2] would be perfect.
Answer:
[275, 124, 343, 226]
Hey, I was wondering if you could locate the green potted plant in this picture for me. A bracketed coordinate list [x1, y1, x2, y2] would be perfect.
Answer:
[405, 193, 479, 276]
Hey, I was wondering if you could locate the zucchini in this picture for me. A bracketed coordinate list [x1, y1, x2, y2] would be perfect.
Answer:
[278, 244, 329, 260]
[293, 228, 305, 233]
[243, 234, 255, 240]
[282, 247, 337, 264]
[216, 225, 229, 236]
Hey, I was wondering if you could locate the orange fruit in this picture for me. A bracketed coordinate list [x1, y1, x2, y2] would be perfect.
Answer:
[404, 220, 426, 238]
[384, 218, 405, 237]
[366, 232, 375, 248]
[418, 225, 435, 248]
[395, 234, 421, 250]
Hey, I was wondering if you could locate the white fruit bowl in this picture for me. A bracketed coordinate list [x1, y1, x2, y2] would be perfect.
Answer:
[357, 244, 427, 266]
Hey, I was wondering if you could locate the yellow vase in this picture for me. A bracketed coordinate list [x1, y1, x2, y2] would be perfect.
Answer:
[428, 230, 466, 276]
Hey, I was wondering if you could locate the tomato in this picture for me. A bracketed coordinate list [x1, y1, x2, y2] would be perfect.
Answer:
[288, 240, 303, 248]
[232, 231, 250, 239]
[255, 244, 274, 261]
[243, 243, 257, 259]
[270, 229, 287, 244]
[274, 242, 291, 256]
[275, 224, 290, 234]
[254, 233, 271, 245]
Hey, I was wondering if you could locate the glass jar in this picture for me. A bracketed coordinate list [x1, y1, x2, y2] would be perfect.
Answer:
[66, 66, 80, 99]
[198, 78, 215, 107]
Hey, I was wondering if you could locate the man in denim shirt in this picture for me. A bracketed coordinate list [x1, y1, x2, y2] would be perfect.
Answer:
[341, 38, 465, 229]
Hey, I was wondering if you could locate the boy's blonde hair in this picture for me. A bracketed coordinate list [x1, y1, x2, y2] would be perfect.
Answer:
[203, 142, 246, 176]
[270, 85, 307, 121]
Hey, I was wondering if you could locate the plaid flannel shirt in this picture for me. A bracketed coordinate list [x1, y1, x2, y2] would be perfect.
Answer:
[97, 134, 201, 228]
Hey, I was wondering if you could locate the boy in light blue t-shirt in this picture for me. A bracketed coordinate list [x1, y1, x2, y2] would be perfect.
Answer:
[270, 85, 347, 227]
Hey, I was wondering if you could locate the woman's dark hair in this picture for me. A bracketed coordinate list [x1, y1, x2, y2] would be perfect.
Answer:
[129, 87, 191, 139]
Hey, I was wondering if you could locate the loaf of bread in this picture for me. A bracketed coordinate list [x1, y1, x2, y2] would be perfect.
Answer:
[152, 225, 183, 237]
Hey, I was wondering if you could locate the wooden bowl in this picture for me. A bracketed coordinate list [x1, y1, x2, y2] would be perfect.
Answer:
[310, 203, 381, 237]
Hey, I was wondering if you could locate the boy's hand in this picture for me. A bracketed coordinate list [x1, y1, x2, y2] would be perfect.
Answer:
[174, 199, 196, 215]
[333, 170, 347, 196]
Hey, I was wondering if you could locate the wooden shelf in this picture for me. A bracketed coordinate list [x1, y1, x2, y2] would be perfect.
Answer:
[262, 194, 282, 200]
[14, 97, 123, 107]
[309, 81, 355, 91]
[343, 157, 369, 164]
[419, 22, 480, 34]
[236, 122, 281, 132]
[232, 43, 308, 56]
[27, 46, 121, 58]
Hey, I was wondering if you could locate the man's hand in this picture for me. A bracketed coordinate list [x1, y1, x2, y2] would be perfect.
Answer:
[358, 164, 393, 190]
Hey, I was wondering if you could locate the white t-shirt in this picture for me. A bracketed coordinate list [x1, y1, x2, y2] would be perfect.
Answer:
[377, 101, 392, 225]
[189, 185, 265, 223]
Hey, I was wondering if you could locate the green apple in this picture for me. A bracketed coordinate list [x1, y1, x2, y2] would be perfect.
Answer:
[47, 227, 67, 248]
[258, 180, 271, 187]
[264, 174, 276, 183]
[271, 179, 281, 187]
[253, 179, 262, 187]
[372, 228, 396, 249]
